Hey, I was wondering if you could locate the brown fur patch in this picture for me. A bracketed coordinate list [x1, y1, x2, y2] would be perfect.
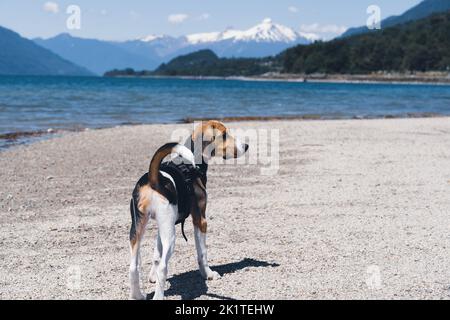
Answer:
[192, 120, 243, 159]
[130, 238, 139, 252]
[130, 213, 149, 248]
[193, 217, 208, 233]
[192, 120, 227, 141]
[138, 185, 170, 212]
[137, 185, 151, 213]
[199, 219, 208, 233]
[223, 135, 238, 158]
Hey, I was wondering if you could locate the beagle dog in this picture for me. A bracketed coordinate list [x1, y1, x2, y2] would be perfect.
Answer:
[129, 120, 249, 300]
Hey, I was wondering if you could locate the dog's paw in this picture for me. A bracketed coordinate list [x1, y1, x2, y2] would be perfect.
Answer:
[153, 293, 165, 300]
[202, 269, 221, 281]
[208, 271, 221, 281]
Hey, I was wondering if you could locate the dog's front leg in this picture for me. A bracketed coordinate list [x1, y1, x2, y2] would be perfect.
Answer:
[192, 181, 220, 281]
[194, 223, 221, 281]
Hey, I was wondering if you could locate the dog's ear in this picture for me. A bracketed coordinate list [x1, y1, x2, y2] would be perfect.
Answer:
[192, 120, 227, 142]
[191, 121, 228, 161]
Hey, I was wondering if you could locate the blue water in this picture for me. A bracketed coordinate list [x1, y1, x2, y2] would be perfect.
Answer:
[1, 75, 450, 136]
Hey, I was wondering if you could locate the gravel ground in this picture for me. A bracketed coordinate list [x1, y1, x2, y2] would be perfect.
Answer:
[0, 118, 449, 300]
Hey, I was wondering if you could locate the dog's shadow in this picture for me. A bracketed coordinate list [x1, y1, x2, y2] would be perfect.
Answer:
[146, 258, 280, 300]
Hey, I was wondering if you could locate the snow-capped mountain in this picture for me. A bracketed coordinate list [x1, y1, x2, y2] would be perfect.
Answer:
[142, 18, 315, 46]
[35, 19, 314, 74]
[140, 34, 165, 42]
[136, 18, 315, 60]
[183, 18, 308, 44]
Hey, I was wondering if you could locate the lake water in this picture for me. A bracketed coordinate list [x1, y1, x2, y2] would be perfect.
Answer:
[1, 75, 450, 147]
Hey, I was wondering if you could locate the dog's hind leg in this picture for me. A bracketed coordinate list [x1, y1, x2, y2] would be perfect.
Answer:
[129, 199, 149, 300]
[148, 232, 162, 284]
[152, 204, 177, 300]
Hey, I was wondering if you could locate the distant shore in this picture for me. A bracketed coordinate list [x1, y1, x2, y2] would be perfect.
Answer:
[254, 72, 450, 85]
[106, 71, 450, 85]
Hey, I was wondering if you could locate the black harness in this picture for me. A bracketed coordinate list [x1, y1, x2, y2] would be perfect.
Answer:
[160, 160, 208, 241]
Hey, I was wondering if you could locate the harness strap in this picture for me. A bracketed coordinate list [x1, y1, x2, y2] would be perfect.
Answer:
[181, 220, 188, 242]
[160, 160, 208, 242]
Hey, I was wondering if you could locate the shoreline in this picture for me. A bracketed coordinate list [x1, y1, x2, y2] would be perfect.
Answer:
[249, 72, 450, 85]
[181, 112, 448, 123]
[106, 72, 450, 86]
[2, 113, 450, 150]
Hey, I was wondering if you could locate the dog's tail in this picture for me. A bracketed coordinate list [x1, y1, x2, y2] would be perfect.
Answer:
[149, 143, 196, 188]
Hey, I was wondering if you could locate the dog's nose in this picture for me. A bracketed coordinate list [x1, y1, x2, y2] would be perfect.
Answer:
[244, 144, 249, 152]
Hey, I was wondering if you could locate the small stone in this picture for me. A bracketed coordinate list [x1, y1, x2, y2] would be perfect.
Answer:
[47, 128, 55, 133]
[46, 176, 54, 181]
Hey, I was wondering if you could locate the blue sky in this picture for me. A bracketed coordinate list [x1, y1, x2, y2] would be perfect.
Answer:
[0, 0, 422, 40]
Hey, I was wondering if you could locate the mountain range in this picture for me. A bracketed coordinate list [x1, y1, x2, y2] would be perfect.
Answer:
[342, 0, 450, 37]
[282, 11, 450, 74]
[35, 19, 314, 75]
[34, 33, 158, 76]
[0, 26, 92, 76]
[152, 49, 275, 77]
[1, 0, 449, 76]
[131, 10, 450, 77]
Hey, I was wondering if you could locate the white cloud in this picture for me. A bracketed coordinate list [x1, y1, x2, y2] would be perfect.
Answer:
[198, 13, 211, 20]
[168, 13, 189, 24]
[100, 9, 108, 16]
[43, 1, 59, 14]
[300, 23, 347, 35]
[288, 6, 299, 13]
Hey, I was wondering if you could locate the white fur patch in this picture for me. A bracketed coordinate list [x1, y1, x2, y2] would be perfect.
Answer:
[172, 144, 196, 166]
[160, 170, 176, 188]
[235, 137, 246, 157]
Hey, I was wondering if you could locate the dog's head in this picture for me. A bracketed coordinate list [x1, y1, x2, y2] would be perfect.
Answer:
[190, 120, 249, 161]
